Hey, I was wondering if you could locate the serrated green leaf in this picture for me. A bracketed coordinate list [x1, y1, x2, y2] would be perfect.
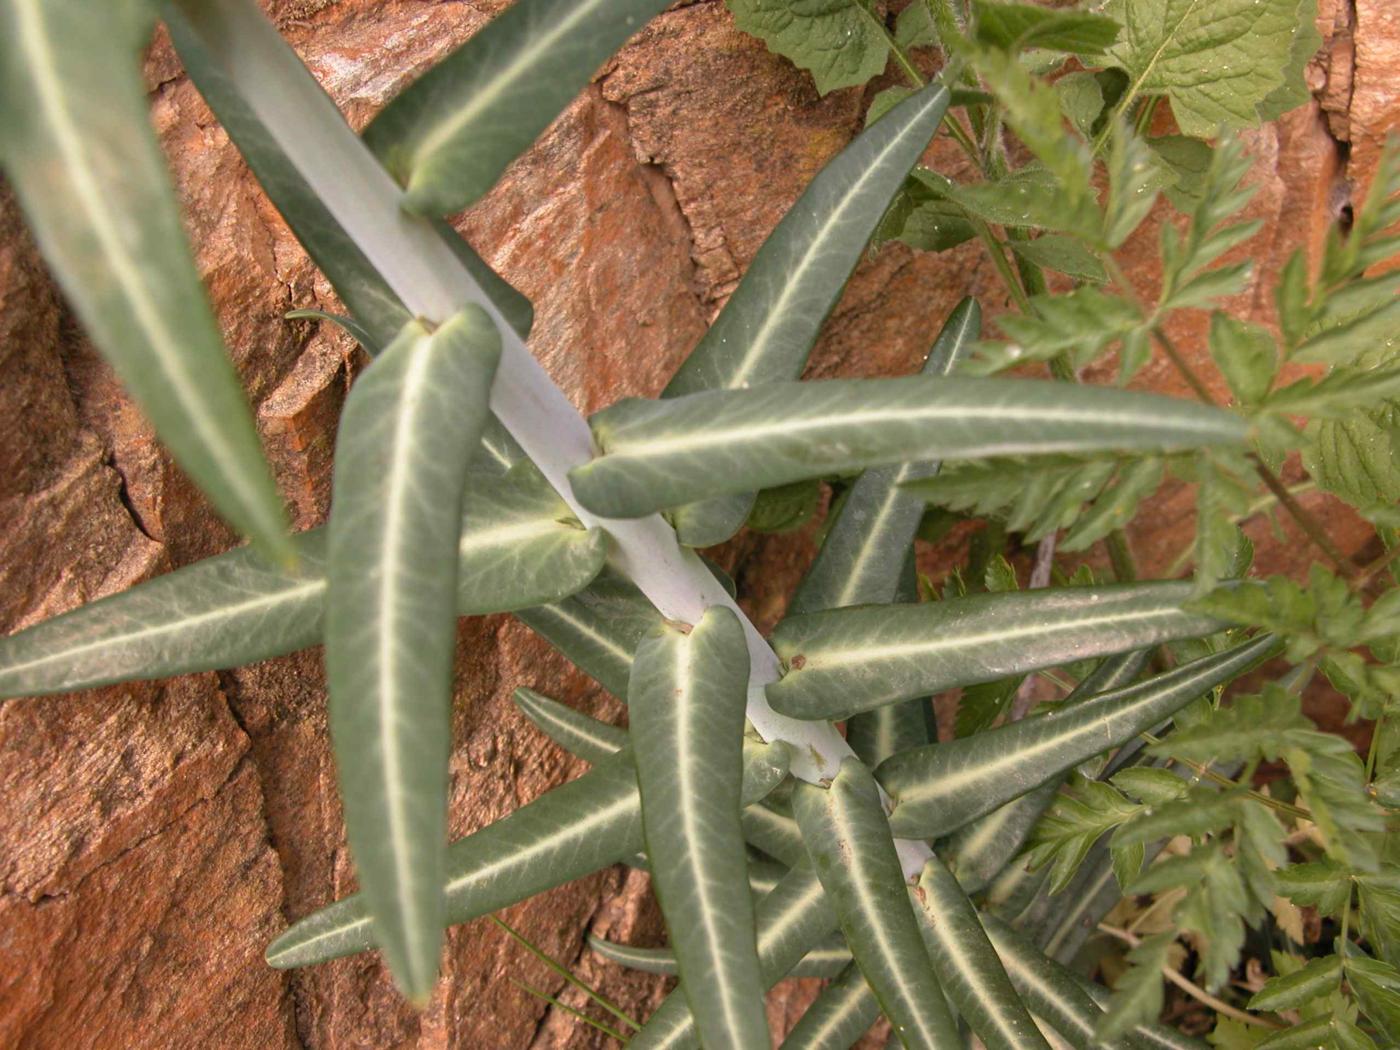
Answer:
[1302, 403, 1400, 516]
[1028, 780, 1147, 893]
[794, 760, 961, 1049]
[1057, 71, 1106, 138]
[0, 0, 290, 560]
[876, 636, 1278, 837]
[726, 0, 890, 95]
[1346, 956, 1400, 1044]
[1258, 0, 1321, 121]
[913, 856, 1052, 1050]
[1248, 956, 1341, 1012]
[324, 309, 501, 999]
[1210, 313, 1278, 406]
[780, 961, 882, 1049]
[363, 0, 673, 215]
[973, 0, 1120, 54]
[1010, 235, 1110, 283]
[1105, 0, 1303, 137]
[574, 376, 1247, 520]
[971, 288, 1142, 375]
[1254, 1015, 1333, 1050]
[1150, 135, 1214, 212]
[266, 749, 646, 969]
[769, 581, 1229, 721]
[629, 609, 769, 1049]
[627, 864, 840, 1050]
[0, 461, 606, 701]
[1096, 931, 1174, 1040]
[663, 82, 951, 545]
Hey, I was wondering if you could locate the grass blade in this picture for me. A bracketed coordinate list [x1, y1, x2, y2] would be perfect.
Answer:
[325, 309, 500, 1000]
[912, 855, 1052, 1050]
[493, 916, 640, 1034]
[793, 760, 961, 1049]
[768, 582, 1223, 721]
[877, 636, 1280, 838]
[663, 84, 952, 546]
[571, 377, 1247, 520]
[629, 609, 770, 1049]
[1, 0, 290, 559]
[588, 932, 853, 979]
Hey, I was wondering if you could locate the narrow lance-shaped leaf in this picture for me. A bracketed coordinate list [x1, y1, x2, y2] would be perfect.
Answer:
[0, 0, 290, 559]
[944, 650, 1150, 893]
[662, 83, 952, 546]
[325, 308, 501, 1000]
[571, 376, 1248, 520]
[0, 460, 607, 701]
[912, 855, 1052, 1050]
[779, 961, 882, 1049]
[588, 933, 854, 980]
[980, 914, 1177, 1050]
[267, 749, 646, 970]
[515, 568, 663, 701]
[165, 0, 534, 348]
[790, 298, 982, 615]
[793, 760, 961, 1050]
[629, 608, 770, 1049]
[513, 685, 792, 807]
[627, 864, 841, 1050]
[792, 301, 981, 766]
[768, 581, 1223, 720]
[365, 0, 674, 216]
[266, 722, 800, 971]
[877, 635, 1280, 838]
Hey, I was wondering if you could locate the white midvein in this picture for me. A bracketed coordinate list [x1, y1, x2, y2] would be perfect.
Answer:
[277, 774, 640, 953]
[521, 603, 634, 669]
[832, 790, 941, 1043]
[373, 328, 439, 977]
[896, 653, 1244, 806]
[405, 0, 642, 173]
[917, 881, 1030, 1045]
[800, 604, 1184, 671]
[0, 579, 325, 678]
[15, 0, 272, 530]
[601, 401, 1235, 462]
[723, 88, 946, 390]
[454, 516, 567, 555]
[668, 631, 751, 1038]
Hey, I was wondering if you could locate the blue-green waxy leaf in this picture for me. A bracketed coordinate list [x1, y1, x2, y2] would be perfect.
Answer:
[628, 865, 841, 1050]
[266, 749, 646, 970]
[364, 0, 673, 216]
[790, 299, 982, 615]
[588, 933, 853, 980]
[790, 301, 979, 769]
[877, 635, 1280, 838]
[629, 608, 770, 1050]
[515, 568, 662, 701]
[165, 1, 533, 347]
[779, 961, 881, 1049]
[0, 461, 606, 701]
[325, 308, 501, 1001]
[768, 581, 1223, 720]
[912, 856, 1051, 1050]
[944, 651, 1150, 894]
[0, 0, 290, 560]
[571, 377, 1248, 520]
[793, 760, 961, 1050]
[664, 82, 952, 547]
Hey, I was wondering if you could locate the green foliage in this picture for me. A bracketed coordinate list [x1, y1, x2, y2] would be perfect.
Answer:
[4, 0, 1393, 1046]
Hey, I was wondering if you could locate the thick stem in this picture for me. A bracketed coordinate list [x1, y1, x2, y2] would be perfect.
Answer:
[183, 0, 937, 877]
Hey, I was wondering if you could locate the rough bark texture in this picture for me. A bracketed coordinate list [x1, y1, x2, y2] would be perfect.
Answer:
[0, 1, 1395, 1046]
